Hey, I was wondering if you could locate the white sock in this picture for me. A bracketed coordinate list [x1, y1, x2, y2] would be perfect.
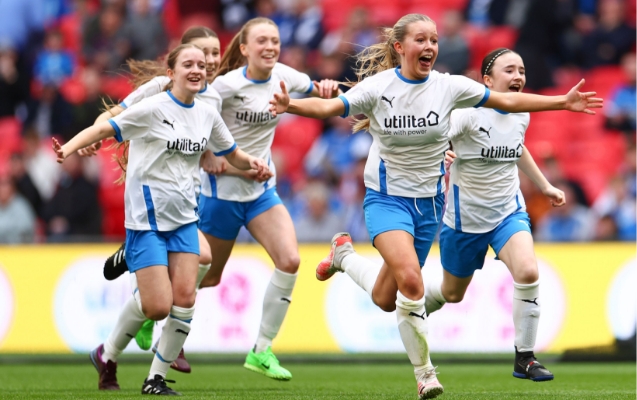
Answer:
[341, 253, 380, 298]
[195, 263, 211, 291]
[102, 293, 146, 363]
[148, 305, 195, 379]
[396, 291, 433, 372]
[424, 276, 446, 315]
[512, 280, 540, 352]
[254, 269, 297, 353]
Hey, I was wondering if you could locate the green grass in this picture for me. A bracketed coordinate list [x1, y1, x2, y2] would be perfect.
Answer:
[1, 360, 634, 399]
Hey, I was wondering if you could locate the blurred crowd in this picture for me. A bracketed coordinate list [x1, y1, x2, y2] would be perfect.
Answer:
[0, 0, 634, 244]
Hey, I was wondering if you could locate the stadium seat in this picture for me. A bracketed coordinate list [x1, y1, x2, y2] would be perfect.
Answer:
[97, 140, 126, 238]
[0, 117, 23, 161]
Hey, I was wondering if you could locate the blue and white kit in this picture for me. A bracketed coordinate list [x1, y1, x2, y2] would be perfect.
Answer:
[339, 68, 490, 265]
[441, 107, 531, 277]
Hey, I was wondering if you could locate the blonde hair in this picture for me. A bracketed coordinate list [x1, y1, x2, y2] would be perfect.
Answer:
[351, 13, 435, 133]
[215, 17, 278, 79]
[112, 44, 204, 183]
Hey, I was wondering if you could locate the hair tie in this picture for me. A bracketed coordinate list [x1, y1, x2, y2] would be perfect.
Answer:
[483, 49, 509, 76]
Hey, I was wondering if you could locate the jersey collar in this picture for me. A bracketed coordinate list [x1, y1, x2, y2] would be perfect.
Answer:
[167, 90, 195, 108]
[395, 66, 430, 84]
[494, 109, 509, 115]
[243, 66, 271, 84]
[198, 83, 208, 93]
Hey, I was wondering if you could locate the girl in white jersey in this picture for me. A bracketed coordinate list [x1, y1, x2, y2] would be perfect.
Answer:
[425, 48, 565, 382]
[80, 26, 245, 375]
[269, 13, 602, 400]
[195, 17, 340, 381]
[54, 44, 269, 395]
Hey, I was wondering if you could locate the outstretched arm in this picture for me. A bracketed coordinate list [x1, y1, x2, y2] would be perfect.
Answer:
[517, 146, 565, 207]
[270, 81, 345, 119]
[485, 79, 603, 114]
[77, 105, 126, 157]
[52, 121, 116, 163]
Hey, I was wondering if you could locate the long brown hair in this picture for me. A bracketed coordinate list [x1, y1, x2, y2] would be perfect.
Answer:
[214, 17, 278, 79]
[113, 44, 205, 183]
[350, 14, 435, 133]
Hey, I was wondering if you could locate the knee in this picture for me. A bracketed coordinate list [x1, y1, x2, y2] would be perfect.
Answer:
[172, 287, 196, 309]
[444, 291, 465, 303]
[276, 252, 300, 274]
[199, 272, 222, 288]
[398, 271, 424, 299]
[143, 304, 171, 321]
[514, 259, 539, 284]
[199, 250, 212, 266]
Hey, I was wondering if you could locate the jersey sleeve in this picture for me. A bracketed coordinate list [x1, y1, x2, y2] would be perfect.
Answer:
[120, 76, 170, 108]
[448, 75, 491, 109]
[338, 78, 378, 118]
[280, 64, 314, 94]
[108, 100, 152, 142]
[207, 110, 237, 156]
[448, 109, 478, 140]
[211, 76, 235, 102]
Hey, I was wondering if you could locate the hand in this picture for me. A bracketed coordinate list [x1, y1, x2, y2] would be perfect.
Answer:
[51, 137, 66, 163]
[78, 141, 102, 157]
[269, 81, 290, 117]
[244, 169, 274, 183]
[564, 79, 603, 115]
[201, 150, 227, 174]
[444, 150, 457, 170]
[249, 157, 270, 181]
[314, 79, 340, 99]
[543, 185, 566, 207]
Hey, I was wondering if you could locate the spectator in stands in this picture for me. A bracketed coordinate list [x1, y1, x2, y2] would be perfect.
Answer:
[69, 67, 104, 142]
[294, 181, 343, 242]
[82, 4, 131, 74]
[21, 126, 61, 202]
[0, 45, 29, 118]
[42, 152, 101, 241]
[0, 0, 46, 53]
[435, 10, 469, 75]
[9, 151, 43, 219]
[594, 214, 619, 240]
[593, 174, 637, 241]
[605, 52, 636, 136]
[581, 0, 636, 69]
[339, 144, 371, 243]
[536, 181, 596, 241]
[304, 116, 367, 184]
[0, 174, 36, 244]
[126, 0, 168, 61]
[33, 28, 75, 87]
[25, 84, 73, 138]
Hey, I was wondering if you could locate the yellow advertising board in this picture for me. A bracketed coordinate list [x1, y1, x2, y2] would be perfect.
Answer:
[0, 243, 634, 354]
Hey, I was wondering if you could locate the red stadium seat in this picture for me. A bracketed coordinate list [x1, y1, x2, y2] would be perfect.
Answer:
[97, 140, 126, 238]
[271, 117, 323, 184]
[0, 117, 23, 160]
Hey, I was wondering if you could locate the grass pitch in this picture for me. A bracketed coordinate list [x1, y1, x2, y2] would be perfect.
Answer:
[1, 357, 634, 399]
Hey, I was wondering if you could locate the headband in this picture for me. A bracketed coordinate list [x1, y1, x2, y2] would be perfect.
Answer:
[483, 49, 510, 76]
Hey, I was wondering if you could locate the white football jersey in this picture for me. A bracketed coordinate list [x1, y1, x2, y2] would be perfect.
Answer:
[340, 68, 489, 198]
[109, 91, 236, 231]
[205, 63, 313, 201]
[443, 108, 529, 233]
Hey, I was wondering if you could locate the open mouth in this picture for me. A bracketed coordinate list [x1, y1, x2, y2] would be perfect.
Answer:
[419, 54, 433, 68]
[262, 53, 276, 61]
[187, 76, 202, 85]
[509, 83, 521, 92]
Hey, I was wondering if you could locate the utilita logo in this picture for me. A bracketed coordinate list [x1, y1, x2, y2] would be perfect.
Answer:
[236, 110, 275, 125]
[383, 111, 439, 129]
[480, 144, 522, 159]
[166, 137, 209, 153]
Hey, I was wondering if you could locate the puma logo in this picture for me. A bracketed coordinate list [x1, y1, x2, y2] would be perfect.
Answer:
[521, 298, 538, 306]
[234, 95, 246, 102]
[162, 119, 175, 130]
[408, 311, 426, 320]
[175, 329, 189, 336]
[479, 126, 492, 138]
[381, 96, 395, 108]
[125, 333, 135, 339]
[280, 297, 291, 303]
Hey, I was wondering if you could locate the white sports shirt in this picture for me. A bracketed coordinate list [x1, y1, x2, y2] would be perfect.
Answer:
[339, 68, 490, 198]
[443, 108, 529, 233]
[207, 63, 314, 201]
[121, 76, 222, 113]
[109, 91, 236, 231]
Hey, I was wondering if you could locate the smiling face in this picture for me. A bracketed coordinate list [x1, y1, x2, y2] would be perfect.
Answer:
[484, 52, 526, 93]
[167, 47, 206, 95]
[394, 20, 438, 80]
[189, 36, 221, 84]
[240, 22, 280, 75]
